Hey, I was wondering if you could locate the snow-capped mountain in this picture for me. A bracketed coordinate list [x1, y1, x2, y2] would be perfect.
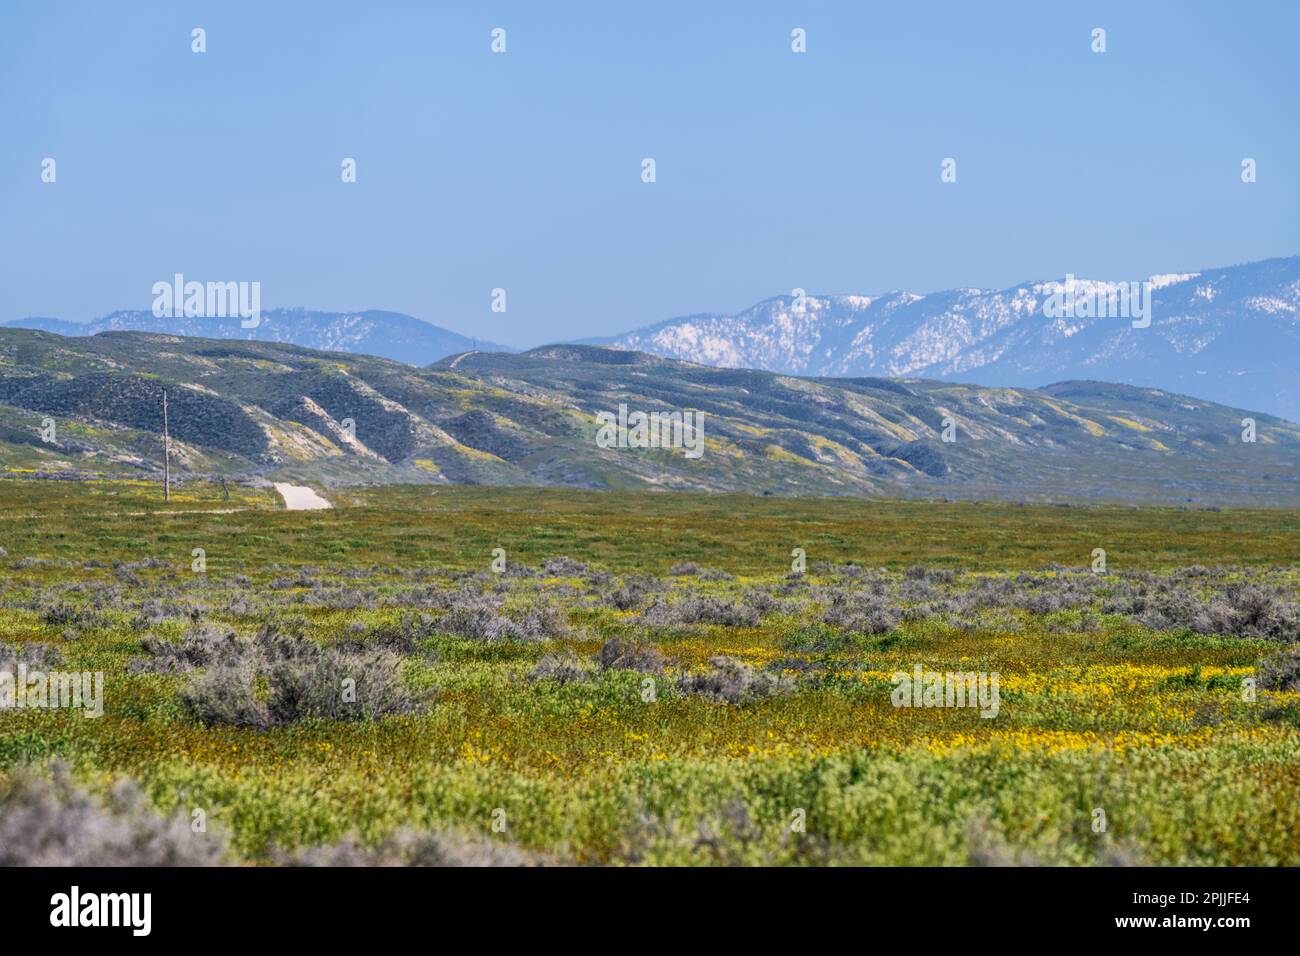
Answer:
[2, 309, 510, 366]
[596, 257, 1300, 423]
[10, 257, 1298, 421]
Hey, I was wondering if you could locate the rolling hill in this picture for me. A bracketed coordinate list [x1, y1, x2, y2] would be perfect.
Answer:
[1, 328, 1297, 505]
[2, 308, 510, 367]
[10, 256, 1298, 424]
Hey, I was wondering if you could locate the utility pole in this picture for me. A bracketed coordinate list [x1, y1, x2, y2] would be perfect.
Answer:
[162, 387, 171, 502]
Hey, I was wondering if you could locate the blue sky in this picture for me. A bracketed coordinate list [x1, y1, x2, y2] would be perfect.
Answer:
[2, 1, 1296, 346]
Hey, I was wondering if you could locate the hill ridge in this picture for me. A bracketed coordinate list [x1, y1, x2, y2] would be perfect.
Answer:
[3, 327, 1294, 505]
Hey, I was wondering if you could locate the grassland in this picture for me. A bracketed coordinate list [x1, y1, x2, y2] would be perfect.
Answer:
[1, 478, 1299, 865]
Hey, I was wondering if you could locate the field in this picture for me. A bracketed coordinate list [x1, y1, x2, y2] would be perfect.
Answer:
[2, 478, 1299, 865]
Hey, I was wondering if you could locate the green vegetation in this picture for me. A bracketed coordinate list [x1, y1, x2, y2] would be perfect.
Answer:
[4, 328, 1299, 504]
[1, 480, 1298, 865]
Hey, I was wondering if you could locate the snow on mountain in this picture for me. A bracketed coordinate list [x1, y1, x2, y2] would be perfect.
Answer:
[599, 257, 1300, 423]
[9, 257, 1298, 421]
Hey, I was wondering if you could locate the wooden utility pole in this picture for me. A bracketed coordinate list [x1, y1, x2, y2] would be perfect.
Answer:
[162, 387, 171, 502]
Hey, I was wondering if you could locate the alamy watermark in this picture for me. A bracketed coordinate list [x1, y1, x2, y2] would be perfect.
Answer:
[891, 664, 1000, 718]
[595, 403, 704, 459]
[152, 273, 261, 329]
[1, 665, 104, 718]
[50, 886, 150, 936]
[1042, 274, 1151, 329]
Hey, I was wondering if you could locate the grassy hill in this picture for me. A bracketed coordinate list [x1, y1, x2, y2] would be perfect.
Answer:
[1, 328, 1297, 505]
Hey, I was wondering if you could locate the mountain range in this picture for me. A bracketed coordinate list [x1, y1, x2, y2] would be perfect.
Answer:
[1, 328, 1297, 505]
[593, 256, 1300, 424]
[8, 257, 1297, 424]
[2, 309, 511, 368]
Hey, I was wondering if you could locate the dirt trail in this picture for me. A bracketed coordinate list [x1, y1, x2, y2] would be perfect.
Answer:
[273, 483, 332, 510]
[448, 350, 479, 368]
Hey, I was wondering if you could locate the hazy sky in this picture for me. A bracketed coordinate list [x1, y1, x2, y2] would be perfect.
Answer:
[2, 1, 1296, 346]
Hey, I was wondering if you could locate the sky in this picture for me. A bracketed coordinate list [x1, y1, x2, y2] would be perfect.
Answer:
[1, 0, 1297, 347]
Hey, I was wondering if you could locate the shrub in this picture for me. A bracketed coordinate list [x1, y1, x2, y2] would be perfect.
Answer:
[541, 556, 589, 577]
[905, 565, 957, 584]
[1130, 582, 1300, 642]
[0, 764, 227, 866]
[642, 595, 759, 628]
[527, 651, 591, 685]
[741, 587, 787, 616]
[1258, 649, 1300, 692]
[1223, 585, 1300, 642]
[438, 597, 510, 639]
[439, 596, 569, 642]
[602, 575, 656, 611]
[338, 614, 438, 654]
[822, 591, 900, 635]
[127, 623, 238, 674]
[39, 602, 102, 630]
[178, 630, 427, 728]
[596, 637, 664, 675]
[130, 599, 172, 631]
[266, 649, 418, 724]
[178, 660, 267, 727]
[512, 602, 571, 640]
[0, 641, 65, 670]
[677, 656, 794, 705]
[276, 828, 538, 866]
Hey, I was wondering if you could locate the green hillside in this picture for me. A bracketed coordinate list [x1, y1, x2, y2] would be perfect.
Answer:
[1, 329, 1297, 505]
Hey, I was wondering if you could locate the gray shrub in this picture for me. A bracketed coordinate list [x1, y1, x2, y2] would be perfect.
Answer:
[276, 828, 538, 866]
[677, 656, 794, 705]
[822, 591, 900, 635]
[541, 555, 589, 577]
[1258, 648, 1300, 692]
[0, 765, 228, 866]
[0, 641, 66, 670]
[527, 651, 592, 685]
[597, 637, 665, 675]
[127, 623, 238, 674]
[642, 595, 760, 628]
[439, 595, 570, 642]
[602, 574, 657, 611]
[178, 626, 426, 728]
